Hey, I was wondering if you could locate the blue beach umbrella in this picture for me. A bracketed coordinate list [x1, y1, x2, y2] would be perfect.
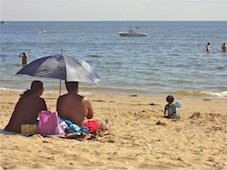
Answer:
[16, 54, 100, 93]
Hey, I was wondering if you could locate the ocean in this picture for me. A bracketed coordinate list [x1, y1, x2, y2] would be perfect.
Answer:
[0, 21, 227, 97]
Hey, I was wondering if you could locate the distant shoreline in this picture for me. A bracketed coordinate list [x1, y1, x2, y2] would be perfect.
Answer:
[1, 20, 227, 23]
[1, 86, 226, 99]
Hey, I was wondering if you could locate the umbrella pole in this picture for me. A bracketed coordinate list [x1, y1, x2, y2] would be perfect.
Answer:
[59, 48, 63, 96]
[59, 80, 61, 96]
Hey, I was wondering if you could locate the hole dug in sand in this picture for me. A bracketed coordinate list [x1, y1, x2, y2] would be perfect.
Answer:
[189, 112, 227, 124]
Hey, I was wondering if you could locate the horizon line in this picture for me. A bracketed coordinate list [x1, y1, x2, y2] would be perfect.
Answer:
[1, 20, 227, 22]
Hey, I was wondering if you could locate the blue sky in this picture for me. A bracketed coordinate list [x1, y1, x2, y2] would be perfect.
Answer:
[1, 0, 226, 21]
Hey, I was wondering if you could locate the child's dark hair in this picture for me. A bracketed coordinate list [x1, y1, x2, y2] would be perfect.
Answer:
[166, 95, 174, 103]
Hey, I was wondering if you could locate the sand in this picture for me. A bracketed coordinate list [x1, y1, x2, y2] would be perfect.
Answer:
[1, 89, 227, 170]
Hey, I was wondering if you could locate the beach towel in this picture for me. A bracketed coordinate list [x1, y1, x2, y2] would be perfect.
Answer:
[63, 119, 89, 135]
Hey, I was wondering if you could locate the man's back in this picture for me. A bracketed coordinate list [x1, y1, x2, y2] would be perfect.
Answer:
[57, 93, 93, 126]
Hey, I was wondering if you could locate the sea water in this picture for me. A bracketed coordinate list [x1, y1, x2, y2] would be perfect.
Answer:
[0, 21, 227, 97]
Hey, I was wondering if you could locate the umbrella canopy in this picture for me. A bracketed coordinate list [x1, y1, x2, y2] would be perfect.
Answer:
[16, 54, 100, 83]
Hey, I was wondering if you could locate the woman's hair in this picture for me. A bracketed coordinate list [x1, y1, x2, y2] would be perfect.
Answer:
[31, 80, 44, 92]
[22, 80, 43, 96]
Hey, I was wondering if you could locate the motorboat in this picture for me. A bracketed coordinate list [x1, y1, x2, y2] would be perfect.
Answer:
[118, 27, 148, 37]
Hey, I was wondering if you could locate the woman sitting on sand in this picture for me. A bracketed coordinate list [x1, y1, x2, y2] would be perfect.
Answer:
[4, 81, 47, 133]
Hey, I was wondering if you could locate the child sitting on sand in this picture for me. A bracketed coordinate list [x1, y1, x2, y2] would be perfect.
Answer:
[164, 95, 181, 120]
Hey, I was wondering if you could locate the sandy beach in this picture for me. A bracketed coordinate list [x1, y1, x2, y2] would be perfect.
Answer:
[1, 89, 227, 170]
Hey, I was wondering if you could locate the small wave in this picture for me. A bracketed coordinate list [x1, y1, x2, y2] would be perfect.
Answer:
[87, 55, 102, 58]
[0, 87, 91, 96]
[174, 90, 205, 97]
[170, 53, 181, 57]
[38, 30, 47, 34]
[81, 85, 147, 95]
[174, 90, 227, 98]
[0, 54, 8, 58]
[148, 82, 166, 86]
[215, 66, 225, 70]
[200, 91, 227, 97]
[169, 79, 191, 84]
[0, 87, 23, 92]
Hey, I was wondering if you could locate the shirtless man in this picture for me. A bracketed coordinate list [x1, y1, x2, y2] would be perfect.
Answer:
[57, 81, 108, 134]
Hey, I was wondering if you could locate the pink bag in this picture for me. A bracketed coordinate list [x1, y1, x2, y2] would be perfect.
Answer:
[38, 111, 65, 136]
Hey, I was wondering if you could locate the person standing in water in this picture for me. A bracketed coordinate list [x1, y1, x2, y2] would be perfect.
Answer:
[221, 42, 227, 52]
[206, 42, 211, 52]
[19, 51, 29, 65]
